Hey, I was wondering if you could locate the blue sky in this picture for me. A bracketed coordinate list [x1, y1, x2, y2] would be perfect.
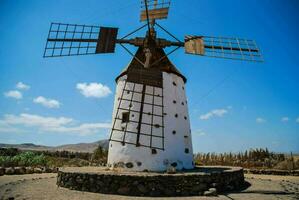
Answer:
[0, 0, 298, 153]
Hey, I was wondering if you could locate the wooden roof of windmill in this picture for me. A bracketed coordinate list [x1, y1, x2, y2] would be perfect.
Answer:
[116, 47, 187, 83]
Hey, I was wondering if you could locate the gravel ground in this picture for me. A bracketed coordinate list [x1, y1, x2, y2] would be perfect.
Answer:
[0, 173, 298, 200]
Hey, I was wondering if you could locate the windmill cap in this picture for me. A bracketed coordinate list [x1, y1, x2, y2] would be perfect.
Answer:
[115, 47, 187, 83]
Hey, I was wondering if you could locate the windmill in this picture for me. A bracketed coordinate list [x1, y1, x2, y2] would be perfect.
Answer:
[43, 0, 262, 172]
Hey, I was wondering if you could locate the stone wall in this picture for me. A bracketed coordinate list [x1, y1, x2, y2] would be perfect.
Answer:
[0, 167, 58, 176]
[57, 167, 244, 196]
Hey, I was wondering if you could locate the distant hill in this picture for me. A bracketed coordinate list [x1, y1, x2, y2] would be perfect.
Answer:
[0, 140, 109, 153]
[53, 140, 109, 152]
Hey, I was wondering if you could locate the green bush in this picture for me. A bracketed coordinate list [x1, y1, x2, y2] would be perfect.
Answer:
[91, 146, 108, 164]
[0, 151, 48, 167]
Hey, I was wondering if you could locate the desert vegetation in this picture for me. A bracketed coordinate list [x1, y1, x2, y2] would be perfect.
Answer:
[194, 148, 299, 170]
[0, 146, 108, 168]
[0, 151, 47, 168]
[1, 147, 298, 172]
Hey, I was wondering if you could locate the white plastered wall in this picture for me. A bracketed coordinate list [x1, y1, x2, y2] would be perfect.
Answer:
[107, 72, 194, 171]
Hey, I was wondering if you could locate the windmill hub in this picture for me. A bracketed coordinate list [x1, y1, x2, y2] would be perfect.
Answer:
[44, 0, 262, 173]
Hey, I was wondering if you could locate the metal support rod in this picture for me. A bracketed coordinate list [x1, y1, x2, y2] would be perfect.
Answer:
[170, 41, 184, 47]
[205, 45, 259, 52]
[150, 45, 181, 67]
[144, 0, 152, 38]
[155, 22, 182, 43]
[48, 38, 98, 42]
[120, 24, 147, 40]
[48, 37, 184, 48]
[135, 84, 146, 147]
[119, 43, 145, 67]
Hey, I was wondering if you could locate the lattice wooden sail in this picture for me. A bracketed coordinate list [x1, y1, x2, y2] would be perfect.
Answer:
[185, 35, 263, 62]
[110, 80, 165, 150]
[43, 23, 118, 57]
[140, 0, 171, 21]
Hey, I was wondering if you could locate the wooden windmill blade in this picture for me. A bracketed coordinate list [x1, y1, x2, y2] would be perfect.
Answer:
[43, 23, 118, 57]
[184, 35, 263, 62]
[140, 0, 171, 21]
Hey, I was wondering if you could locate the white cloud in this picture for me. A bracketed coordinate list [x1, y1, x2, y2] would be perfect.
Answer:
[199, 108, 228, 120]
[4, 90, 23, 99]
[0, 113, 111, 136]
[256, 117, 266, 123]
[3, 113, 72, 128]
[296, 117, 299, 123]
[16, 82, 30, 90]
[33, 96, 61, 108]
[76, 82, 111, 98]
[194, 129, 206, 136]
[46, 123, 111, 136]
[281, 117, 289, 122]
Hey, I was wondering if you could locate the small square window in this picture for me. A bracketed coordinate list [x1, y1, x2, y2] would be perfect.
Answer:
[152, 149, 157, 154]
[122, 112, 130, 123]
[185, 148, 189, 154]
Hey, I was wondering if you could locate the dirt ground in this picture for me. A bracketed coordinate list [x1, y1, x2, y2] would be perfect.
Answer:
[0, 173, 298, 200]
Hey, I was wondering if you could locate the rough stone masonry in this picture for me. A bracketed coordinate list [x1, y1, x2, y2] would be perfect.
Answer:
[57, 166, 244, 197]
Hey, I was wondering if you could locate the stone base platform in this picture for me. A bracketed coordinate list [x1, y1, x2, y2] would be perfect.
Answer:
[57, 166, 245, 197]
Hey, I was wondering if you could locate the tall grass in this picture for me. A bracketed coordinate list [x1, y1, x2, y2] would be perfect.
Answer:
[194, 148, 299, 170]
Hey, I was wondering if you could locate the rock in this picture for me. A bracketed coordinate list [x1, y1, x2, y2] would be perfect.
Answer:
[192, 183, 208, 192]
[211, 182, 218, 188]
[166, 166, 176, 174]
[175, 189, 181, 193]
[115, 162, 125, 168]
[0, 167, 5, 176]
[117, 187, 130, 195]
[33, 167, 42, 173]
[76, 176, 84, 184]
[89, 177, 95, 184]
[25, 167, 33, 174]
[226, 184, 234, 190]
[51, 167, 59, 173]
[42, 167, 52, 173]
[90, 187, 98, 193]
[5, 167, 15, 175]
[149, 189, 161, 196]
[171, 162, 177, 167]
[125, 162, 134, 168]
[57, 175, 62, 183]
[132, 181, 139, 186]
[137, 184, 148, 193]
[164, 188, 175, 196]
[14, 167, 26, 174]
[96, 180, 104, 187]
[204, 188, 217, 196]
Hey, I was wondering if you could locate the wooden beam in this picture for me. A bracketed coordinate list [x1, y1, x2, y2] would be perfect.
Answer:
[140, 8, 169, 21]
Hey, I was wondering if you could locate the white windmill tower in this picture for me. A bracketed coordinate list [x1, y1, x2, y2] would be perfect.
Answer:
[108, 42, 194, 172]
[44, 0, 262, 172]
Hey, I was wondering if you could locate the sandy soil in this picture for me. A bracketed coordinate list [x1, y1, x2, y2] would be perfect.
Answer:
[0, 173, 298, 200]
